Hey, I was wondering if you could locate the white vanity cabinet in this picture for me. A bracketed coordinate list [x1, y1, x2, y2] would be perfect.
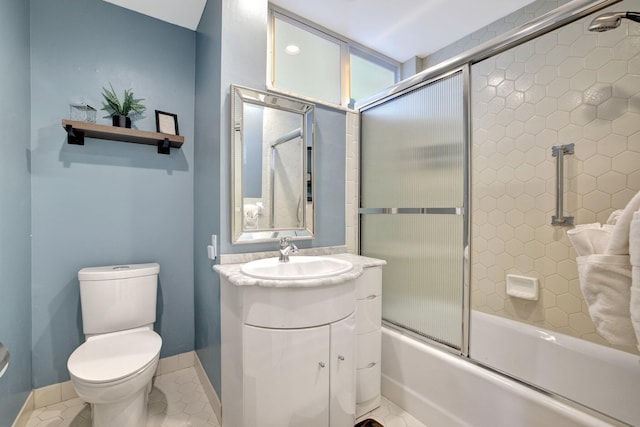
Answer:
[355, 266, 383, 417]
[244, 314, 355, 427]
[220, 276, 357, 427]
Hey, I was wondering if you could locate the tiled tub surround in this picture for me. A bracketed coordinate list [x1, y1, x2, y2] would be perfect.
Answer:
[471, 0, 640, 352]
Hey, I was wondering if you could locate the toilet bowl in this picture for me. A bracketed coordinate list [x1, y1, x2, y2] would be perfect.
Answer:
[67, 263, 162, 427]
[68, 328, 162, 427]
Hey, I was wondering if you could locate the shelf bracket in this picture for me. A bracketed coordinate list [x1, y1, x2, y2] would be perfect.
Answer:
[157, 137, 171, 155]
[65, 124, 85, 145]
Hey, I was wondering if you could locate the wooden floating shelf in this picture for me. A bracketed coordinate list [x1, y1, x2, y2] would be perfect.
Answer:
[62, 119, 184, 155]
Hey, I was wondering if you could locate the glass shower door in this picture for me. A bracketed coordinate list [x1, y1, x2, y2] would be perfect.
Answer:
[359, 70, 467, 349]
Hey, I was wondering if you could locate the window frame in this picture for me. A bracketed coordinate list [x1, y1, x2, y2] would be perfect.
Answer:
[267, 5, 401, 110]
[349, 45, 401, 107]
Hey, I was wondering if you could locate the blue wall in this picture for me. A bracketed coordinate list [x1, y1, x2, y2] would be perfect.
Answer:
[30, 0, 196, 388]
[0, 0, 348, 413]
[193, 0, 347, 398]
[216, 0, 347, 255]
[194, 0, 223, 396]
[218, 0, 270, 255]
[0, 0, 32, 424]
[312, 106, 346, 247]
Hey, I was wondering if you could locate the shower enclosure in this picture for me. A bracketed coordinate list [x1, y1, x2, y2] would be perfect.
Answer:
[359, 0, 640, 424]
[359, 69, 469, 352]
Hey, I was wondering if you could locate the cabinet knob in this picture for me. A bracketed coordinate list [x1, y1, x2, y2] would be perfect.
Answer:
[338, 355, 345, 361]
[318, 361, 325, 368]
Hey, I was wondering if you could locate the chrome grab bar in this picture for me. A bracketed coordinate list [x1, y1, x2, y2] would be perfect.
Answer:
[0, 342, 9, 378]
[551, 143, 574, 226]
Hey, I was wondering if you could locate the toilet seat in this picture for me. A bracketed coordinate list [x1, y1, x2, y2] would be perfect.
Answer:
[68, 330, 161, 384]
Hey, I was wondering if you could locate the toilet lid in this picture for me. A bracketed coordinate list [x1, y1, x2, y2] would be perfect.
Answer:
[68, 330, 162, 384]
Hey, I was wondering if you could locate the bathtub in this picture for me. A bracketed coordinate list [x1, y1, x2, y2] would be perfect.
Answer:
[381, 311, 639, 427]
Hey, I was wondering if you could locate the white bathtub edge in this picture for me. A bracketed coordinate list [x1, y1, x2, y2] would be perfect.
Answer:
[382, 325, 627, 427]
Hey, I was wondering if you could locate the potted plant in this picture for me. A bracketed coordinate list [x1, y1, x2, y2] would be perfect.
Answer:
[100, 83, 146, 128]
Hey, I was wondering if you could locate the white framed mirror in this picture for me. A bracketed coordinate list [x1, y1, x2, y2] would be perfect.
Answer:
[231, 85, 315, 244]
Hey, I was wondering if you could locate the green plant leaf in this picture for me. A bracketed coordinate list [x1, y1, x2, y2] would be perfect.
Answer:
[100, 82, 145, 118]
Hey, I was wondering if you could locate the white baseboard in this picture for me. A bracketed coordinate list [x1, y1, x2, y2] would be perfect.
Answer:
[11, 350, 200, 426]
[194, 353, 222, 424]
[10, 391, 34, 427]
[155, 350, 195, 376]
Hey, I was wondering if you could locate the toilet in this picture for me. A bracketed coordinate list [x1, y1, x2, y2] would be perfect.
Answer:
[67, 263, 162, 427]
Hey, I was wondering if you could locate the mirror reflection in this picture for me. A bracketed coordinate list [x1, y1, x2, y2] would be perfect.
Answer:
[231, 85, 315, 243]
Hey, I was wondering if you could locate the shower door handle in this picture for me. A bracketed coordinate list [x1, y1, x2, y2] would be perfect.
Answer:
[551, 143, 574, 226]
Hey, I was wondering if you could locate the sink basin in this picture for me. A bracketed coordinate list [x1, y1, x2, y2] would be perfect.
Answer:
[241, 256, 353, 280]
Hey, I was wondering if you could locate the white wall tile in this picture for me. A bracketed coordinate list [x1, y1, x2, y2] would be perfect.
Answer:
[470, 0, 640, 353]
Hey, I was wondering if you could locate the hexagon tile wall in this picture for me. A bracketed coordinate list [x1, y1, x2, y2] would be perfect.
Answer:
[471, 0, 640, 354]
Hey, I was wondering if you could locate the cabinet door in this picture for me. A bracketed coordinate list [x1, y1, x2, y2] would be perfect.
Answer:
[244, 324, 330, 427]
[330, 313, 356, 427]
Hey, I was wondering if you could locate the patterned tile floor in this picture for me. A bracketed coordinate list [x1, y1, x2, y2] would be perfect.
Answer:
[24, 367, 423, 427]
[24, 367, 219, 427]
[357, 397, 427, 427]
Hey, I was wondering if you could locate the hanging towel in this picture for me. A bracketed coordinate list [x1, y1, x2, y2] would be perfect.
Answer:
[567, 223, 613, 256]
[629, 211, 640, 350]
[606, 191, 640, 255]
[632, 273, 640, 351]
[577, 255, 636, 347]
[607, 209, 624, 225]
[630, 211, 640, 267]
[569, 192, 640, 347]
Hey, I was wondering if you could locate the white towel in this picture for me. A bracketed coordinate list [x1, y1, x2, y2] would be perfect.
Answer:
[630, 213, 640, 350]
[630, 211, 640, 267]
[567, 223, 613, 256]
[607, 209, 624, 225]
[631, 270, 640, 351]
[606, 191, 640, 255]
[577, 255, 636, 347]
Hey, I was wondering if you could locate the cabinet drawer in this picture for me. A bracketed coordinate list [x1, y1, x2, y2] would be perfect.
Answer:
[355, 267, 382, 299]
[356, 296, 381, 334]
[356, 330, 381, 369]
[356, 362, 381, 404]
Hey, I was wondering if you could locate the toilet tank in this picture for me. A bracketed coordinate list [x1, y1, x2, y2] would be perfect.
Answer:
[78, 263, 160, 335]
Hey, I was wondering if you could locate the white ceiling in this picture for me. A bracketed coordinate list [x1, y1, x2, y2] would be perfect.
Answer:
[103, 0, 538, 62]
[270, 0, 538, 62]
[103, 0, 207, 31]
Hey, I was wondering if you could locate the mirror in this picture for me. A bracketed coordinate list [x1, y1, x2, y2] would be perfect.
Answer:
[231, 85, 315, 244]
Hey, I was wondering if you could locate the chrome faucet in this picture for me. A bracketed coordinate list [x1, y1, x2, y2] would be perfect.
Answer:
[278, 237, 298, 262]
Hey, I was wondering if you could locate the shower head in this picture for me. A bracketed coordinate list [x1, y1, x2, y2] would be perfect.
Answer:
[588, 11, 640, 32]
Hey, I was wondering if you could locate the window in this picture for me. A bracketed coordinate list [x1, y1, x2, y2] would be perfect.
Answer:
[350, 49, 398, 105]
[272, 14, 344, 105]
[269, 7, 400, 109]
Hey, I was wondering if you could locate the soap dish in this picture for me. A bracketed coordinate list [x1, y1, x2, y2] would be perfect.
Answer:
[506, 274, 539, 301]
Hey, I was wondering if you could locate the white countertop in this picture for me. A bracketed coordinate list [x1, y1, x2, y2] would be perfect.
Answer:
[214, 253, 386, 288]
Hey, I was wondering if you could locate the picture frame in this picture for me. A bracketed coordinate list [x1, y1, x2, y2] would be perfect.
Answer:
[155, 110, 179, 135]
